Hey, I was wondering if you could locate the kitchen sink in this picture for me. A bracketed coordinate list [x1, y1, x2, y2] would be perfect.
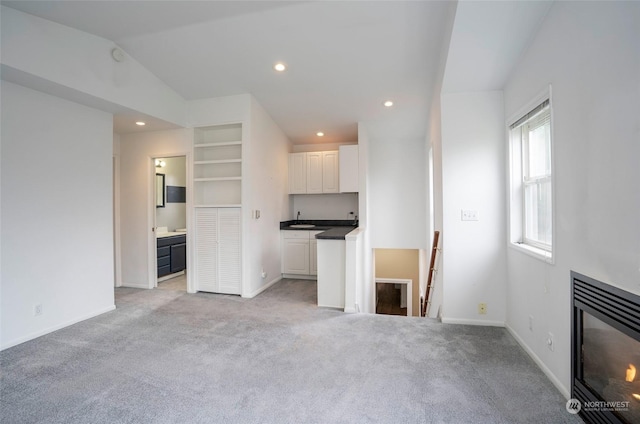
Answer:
[289, 224, 316, 229]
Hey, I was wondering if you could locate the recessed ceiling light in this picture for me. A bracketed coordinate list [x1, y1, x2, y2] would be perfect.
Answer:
[383, 100, 394, 107]
[136, 121, 146, 126]
[316, 132, 324, 137]
[274, 63, 286, 72]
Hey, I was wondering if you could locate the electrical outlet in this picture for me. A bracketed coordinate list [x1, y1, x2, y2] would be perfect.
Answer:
[34, 304, 43, 316]
[478, 303, 487, 315]
[529, 315, 534, 332]
[461, 209, 479, 221]
[547, 332, 554, 351]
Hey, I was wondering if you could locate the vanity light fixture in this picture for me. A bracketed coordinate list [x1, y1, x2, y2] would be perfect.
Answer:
[136, 121, 146, 126]
[316, 132, 324, 137]
[274, 62, 286, 72]
[155, 159, 166, 168]
[383, 100, 394, 107]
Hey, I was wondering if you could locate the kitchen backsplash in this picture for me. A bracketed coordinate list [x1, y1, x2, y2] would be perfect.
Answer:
[291, 193, 358, 220]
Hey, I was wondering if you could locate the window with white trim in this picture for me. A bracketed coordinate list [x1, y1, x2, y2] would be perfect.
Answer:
[509, 98, 553, 257]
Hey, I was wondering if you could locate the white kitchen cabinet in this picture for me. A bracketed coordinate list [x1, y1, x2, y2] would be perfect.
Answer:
[288, 151, 340, 194]
[282, 230, 321, 276]
[288, 153, 307, 194]
[194, 208, 241, 294]
[309, 231, 321, 275]
[282, 238, 310, 274]
[306, 152, 323, 194]
[339, 145, 359, 193]
[322, 151, 340, 193]
[309, 239, 318, 275]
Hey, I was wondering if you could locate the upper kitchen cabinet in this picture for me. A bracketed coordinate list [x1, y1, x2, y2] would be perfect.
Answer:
[288, 153, 307, 194]
[339, 145, 359, 193]
[193, 123, 242, 207]
[322, 151, 339, 193]
[306, 152, 323, 194]
[288, 151, 339, 194]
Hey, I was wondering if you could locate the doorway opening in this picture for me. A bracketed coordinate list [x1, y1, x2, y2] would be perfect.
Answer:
[154, 156, 187, 292]
[374, 249, 420, 317]
[375, 278, 412, 316]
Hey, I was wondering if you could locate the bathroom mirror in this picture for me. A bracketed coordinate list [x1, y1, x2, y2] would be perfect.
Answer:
[156, 173, 165, 208]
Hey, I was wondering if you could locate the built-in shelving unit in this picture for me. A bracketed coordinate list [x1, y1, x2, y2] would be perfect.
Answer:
[193, 124, 242, 207]
[192, 123, 243, 295]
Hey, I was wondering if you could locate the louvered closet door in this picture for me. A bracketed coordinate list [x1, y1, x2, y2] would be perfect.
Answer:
[195, 208, 219, 293]
[217, 208, 242, 294]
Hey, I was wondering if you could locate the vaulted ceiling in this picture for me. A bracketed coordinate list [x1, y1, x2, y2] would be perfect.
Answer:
[2, 1, 552, 144]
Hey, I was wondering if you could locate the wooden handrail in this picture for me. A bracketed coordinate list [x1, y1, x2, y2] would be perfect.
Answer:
[421, 231, 440, 317]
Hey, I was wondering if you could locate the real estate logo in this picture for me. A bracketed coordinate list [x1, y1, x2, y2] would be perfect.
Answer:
[566, 398, 631, 415]
[566, 399, 581, 414]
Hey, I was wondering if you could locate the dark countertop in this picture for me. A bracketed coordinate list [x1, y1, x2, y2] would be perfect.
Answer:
[314, 226, 356, 240]
[280, 220, 358, 240]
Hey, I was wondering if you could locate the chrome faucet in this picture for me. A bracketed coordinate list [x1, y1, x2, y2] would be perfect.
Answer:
[297, 211, 301, 223]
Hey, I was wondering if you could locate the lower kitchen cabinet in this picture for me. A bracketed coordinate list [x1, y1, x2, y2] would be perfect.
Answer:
[282, 236, 309, 274]
[309, 238, 318, 275]
[282, 231, 321, 277]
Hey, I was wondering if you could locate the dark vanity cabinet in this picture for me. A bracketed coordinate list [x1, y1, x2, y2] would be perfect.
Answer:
[157, 234, 186, 277]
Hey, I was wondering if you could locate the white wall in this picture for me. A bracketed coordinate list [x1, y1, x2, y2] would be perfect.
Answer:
[356, 123, 373, 313]
[367, 134, 428, 249]
[292, 194, 358, 221]
[244, 97, 291, 297]
[503, 1, 640, 397]
[425, 2, 456, 319]
[118, 129, 192, 289]
[155, 156, 187, 232]
[1, 82, 115, 349]
[1, 6, 186, 127]
[113, 133, 122, 287]
[187, 95, 250, 128]
[440, 91, 507, 326]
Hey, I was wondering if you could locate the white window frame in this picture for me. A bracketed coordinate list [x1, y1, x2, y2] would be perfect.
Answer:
[507, 87, 555, 263]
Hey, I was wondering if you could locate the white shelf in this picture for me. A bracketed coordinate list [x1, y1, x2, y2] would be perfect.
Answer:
[193, 123, 242, 207]
[194, 204, 242, 208]
[194, 159, 242, 165]
[194, 141, 242, 148]
[194, 177, 242, 182]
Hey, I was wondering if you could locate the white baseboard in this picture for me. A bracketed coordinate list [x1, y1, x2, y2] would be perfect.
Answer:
[1, 305, 116, 351]
[441, 317, 505, 327]
[121, 282, 151, 289]
[243, 276, 282, 299]
[344, 307, 357, 313]
[506, 324, 570, 399]
[282, 274, 316, 280]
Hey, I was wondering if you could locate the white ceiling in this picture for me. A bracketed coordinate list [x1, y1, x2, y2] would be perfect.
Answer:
[2, 1, 550, 144]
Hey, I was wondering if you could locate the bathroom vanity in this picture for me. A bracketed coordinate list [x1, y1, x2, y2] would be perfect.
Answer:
[157, 232, 186, 278]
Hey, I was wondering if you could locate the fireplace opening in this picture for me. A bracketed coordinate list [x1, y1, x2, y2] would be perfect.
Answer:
[583, 312, 640, 422]
[572, 271, 640, 424]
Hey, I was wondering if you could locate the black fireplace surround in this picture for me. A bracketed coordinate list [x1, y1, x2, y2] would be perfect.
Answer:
[571, 271, 640, 424]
